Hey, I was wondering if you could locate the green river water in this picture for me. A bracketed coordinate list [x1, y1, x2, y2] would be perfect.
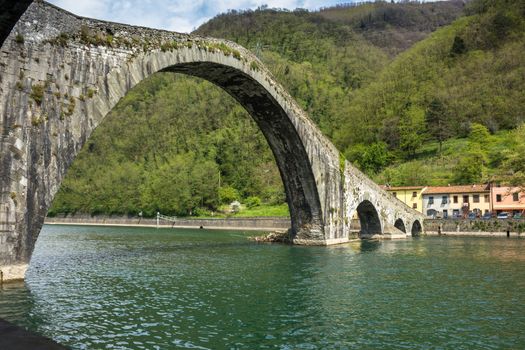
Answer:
[1, 225, 525, 349]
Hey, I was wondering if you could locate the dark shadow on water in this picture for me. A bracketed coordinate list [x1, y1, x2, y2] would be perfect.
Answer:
[358, 240, 382, 253]
[0, 281, 43, 330]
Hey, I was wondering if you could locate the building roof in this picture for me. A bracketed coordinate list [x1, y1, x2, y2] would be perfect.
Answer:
[381, 185, 426, 191]
[423, 184, 490, 195]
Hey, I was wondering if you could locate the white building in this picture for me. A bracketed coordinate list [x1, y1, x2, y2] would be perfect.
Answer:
[422, 184, 490, 218]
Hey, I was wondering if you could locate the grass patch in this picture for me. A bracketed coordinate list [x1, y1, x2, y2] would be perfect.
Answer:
[194, 204, 290, 218]
[231, 203, 289, 217]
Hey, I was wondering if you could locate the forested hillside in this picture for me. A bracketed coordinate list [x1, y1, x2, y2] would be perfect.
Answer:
[321, 1, 466, 55]
[50, 0, 525, 217]
[335, 0, 525, 185]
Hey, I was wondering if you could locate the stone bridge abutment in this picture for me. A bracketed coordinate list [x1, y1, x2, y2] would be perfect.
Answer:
[0, 1, 424, 281]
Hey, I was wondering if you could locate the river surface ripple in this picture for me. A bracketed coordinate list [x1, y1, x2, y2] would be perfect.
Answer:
[1, 225, 525, 349]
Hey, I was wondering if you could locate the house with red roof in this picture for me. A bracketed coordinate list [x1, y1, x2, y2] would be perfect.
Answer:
[422, 184, 491, 218]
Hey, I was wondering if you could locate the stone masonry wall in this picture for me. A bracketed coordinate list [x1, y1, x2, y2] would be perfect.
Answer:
[424, 219, 525, 235]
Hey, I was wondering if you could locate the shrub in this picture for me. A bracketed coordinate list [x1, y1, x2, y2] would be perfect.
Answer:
[219, 186, 239, 204]
[15, 33, 24, 44]
[245, 196, 261, 208]
[30, 84, 45, 106]
[250, 61, 260, 71]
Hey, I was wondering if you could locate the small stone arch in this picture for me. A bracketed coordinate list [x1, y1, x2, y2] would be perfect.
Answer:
[411, 220, 422, 237]
[356, 200, 382, 238]
[394, 218, 406, 233]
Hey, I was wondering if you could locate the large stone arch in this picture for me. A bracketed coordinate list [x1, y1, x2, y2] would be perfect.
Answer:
[0, 1, 426, 280]
[0, 1, 347, 273]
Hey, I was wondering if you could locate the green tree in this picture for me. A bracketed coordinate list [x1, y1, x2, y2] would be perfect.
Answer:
[469, 123, 491, 144]
[346, 142, 391, 175]
[425, 99, 451, 156]
[399, 106, 426, 159]
[453, 149, 487, 184]
[218, 186, 239, 204]
[468, 122, 492, 153]
[498, 124, 525, 188]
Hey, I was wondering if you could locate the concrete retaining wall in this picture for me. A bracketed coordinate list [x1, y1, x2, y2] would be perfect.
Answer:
[45, 215, 291, 231]
[424, 218, 525, 236]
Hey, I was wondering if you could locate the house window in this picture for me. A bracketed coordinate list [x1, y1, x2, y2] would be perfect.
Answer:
[453, 196, 458, 203]
[412, 192, 417, 198]
[392, 192, 397, 198]
[513, 192, 519, 201]
[443, 210, 448, 219]
[453, 209, 460, 217]
[484, 194, 490, 202]
[473, 195, 480, 203]
[442, 196, 448, 204]
[428, 196, 434, 205]
[496, 194, 502, 202]
[413, 203, 417, 209]
[463, 195, 469, 203]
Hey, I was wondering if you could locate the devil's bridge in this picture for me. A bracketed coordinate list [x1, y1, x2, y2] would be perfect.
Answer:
[0, 1, 424, 281]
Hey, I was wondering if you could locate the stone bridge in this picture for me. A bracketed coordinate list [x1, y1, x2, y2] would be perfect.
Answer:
[0, 1, 424, 281]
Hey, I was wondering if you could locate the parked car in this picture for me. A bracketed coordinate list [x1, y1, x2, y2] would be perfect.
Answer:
[514, 213, 523, 219]
[468, 212, 477, 219]
[482, 212, 492, 220]
[497, 212, 509, 219]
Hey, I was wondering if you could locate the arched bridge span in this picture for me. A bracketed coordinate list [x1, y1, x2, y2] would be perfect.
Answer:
[0, 1, 424, 280]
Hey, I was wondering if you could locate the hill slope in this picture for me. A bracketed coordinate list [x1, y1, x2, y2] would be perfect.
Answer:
[49, 0, 524, 217]
[333, 0, 525, 185]
[319, 0, 466, 55]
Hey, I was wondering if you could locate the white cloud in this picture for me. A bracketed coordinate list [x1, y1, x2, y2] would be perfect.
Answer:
[166, 15, 208, 33]
[50, 0, 109, 18]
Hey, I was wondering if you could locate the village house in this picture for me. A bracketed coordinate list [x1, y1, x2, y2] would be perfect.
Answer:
[382, 186, 427, 214]
[490, 185, 525, 216]
[422, 184, 491, 218]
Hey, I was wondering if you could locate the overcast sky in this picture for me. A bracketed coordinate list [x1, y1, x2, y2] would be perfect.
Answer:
[47, 0, 362, 33]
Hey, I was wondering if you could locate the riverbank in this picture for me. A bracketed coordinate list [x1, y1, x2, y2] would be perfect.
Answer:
[45, 216, 290, 231]
[44, 216, 525, 237]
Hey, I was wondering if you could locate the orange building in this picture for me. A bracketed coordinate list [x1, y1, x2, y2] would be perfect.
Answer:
[490, 185, 525, 215]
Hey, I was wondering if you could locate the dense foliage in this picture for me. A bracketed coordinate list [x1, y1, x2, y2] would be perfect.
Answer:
[49, 75, 284, 216]
[50, 0, 524, 217]
[342, 0, 525, 184]
[318, 0, 465, 55]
